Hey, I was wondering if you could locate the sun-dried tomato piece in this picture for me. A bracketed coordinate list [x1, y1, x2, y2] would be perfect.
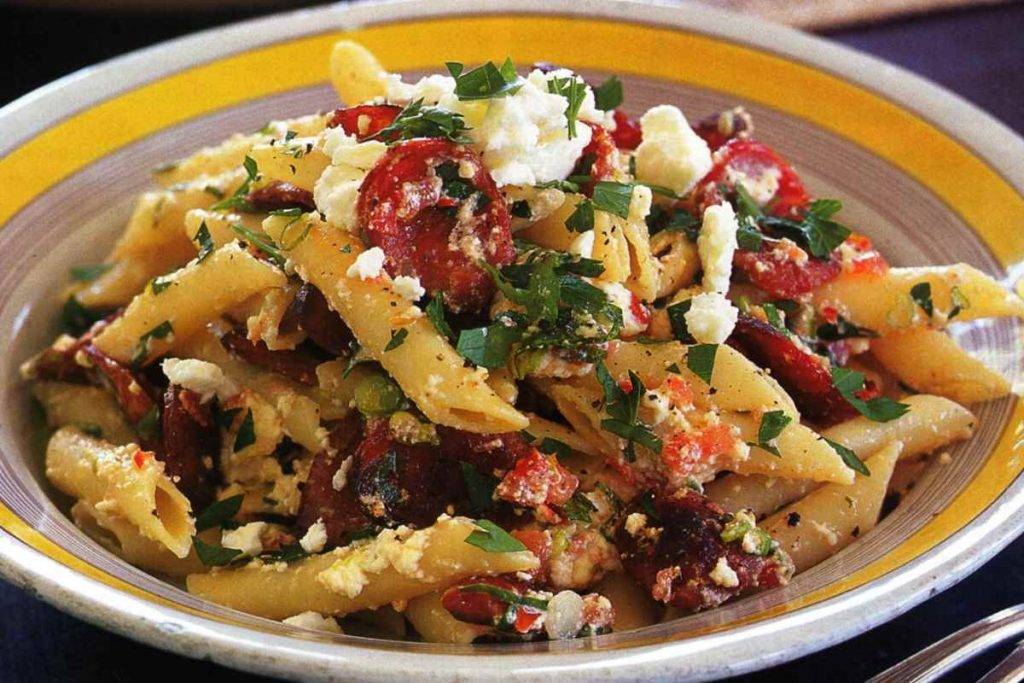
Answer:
[728, 314, 862, 425]
[693, 106, 754, 152]
[220, 327, 323, 386]
[610, 110, 642, 150]
[617, 488, 791, 612]
[246, 180, 315, 212]
[81, 345, 159, 425]
[840, 233, 889, 276]
[572, 123, 619, 195]
[691, 139, 810, 219]
[495, 449, 578, 518]
[278, 283, 354, 356]
[734, 238, 842, 299]
[160, 385, 217, 508]
[357, 138, 514, 313]
[354, 419, 460, 527]
[327, 104, 402, 141]
[296, 414, 372, 547]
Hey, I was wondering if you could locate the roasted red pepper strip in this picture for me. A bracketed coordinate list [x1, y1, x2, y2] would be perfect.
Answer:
[160, 385, 217, 509]
[327, 104, 402, 141]
[691, 138, 810, 219]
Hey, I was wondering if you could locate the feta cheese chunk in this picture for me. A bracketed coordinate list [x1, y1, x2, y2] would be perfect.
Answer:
[282, 611, 342, 633]
[161, 358, 238, 403]
[392, 275, 425, 302]
[634, 105, 712, 196]
[697, 202, 739, 294]
[221, 521, 267, 558]
[313, 127, 387, 232]
[346, 247, 387, 280]
[709, 556, 739, 588]
[684, 292, 738, 344]
[299, 518, 328, 554]
[597, 281, 648, 337]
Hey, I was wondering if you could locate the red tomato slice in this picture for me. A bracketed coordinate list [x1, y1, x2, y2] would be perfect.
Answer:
[691, 139, 810, 219]
[327, 104, 402, 141]
[733, 239, 842, 298]
[610, 109, 642, 150]
[357, 139, 514, 313]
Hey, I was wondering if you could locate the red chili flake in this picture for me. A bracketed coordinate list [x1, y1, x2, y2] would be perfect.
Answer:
[133, 450, 150, 469]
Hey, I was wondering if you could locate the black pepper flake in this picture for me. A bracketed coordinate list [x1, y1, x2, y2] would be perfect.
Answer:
[787, 512, 801, 527]
[851, 526, 861, 538]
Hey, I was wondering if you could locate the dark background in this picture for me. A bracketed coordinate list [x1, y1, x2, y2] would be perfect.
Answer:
[1, 2, 1022, 681]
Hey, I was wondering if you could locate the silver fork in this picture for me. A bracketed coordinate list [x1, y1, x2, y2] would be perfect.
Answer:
[868, 605, 1024, 683]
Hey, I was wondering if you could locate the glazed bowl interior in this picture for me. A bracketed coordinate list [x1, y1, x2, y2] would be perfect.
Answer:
[0, 1, 1022, 679]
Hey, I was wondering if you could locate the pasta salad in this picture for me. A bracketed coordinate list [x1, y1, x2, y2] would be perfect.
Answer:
[24, 40, 1024, 642]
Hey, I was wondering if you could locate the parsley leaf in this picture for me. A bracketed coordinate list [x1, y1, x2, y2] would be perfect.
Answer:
[761, 199, 851, 259]
[193, 537, 244, 567]
[831, 366, 909, 422]
[211, 155, 259, 212]
[910, 282, 934, 317]
[459, 462, 497, 513]
[447, 59, 523, 101]
[132, 321, 174, 366]
[736, 222, 764, 252]
[384, 328, 409, 352]
[687, 343, 718, 384]
[596, 362, 662, 461]
[189, 223, 214, 264]
[59, 297, 102, 336]
[456, 317, 522, 368]
[816, 315, 878, 341]
[510, 200, 532, 218]
[233, 408, 256, 452]
[666, 299, 695, 344]
[371, 98, 472, 142]
[825, 437, 871, 476]
[565, 198, 595, 232]
[194, 494, 244, 532]
[563, 491, 597, 523]
[231, 224, 286, 268]
[150, 272, 177, 295]
[425, 295, 454, 341]
[747, 410, 792, 457]
[534, 179, 581, 193]
[592, 75, 623, 110]
[537, 437, 572, 461]
[547, 75, 587, 139]
[592, 181, 634, 218]
[464, 519, 527, 553]
[70, 263, 113, 282]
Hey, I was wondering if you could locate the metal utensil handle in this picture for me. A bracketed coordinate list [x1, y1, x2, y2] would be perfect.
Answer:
[977, 641, 1024, 683]
[868, 605, 1024, 683]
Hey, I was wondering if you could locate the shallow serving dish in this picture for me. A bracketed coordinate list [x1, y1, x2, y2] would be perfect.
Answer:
[0, 0, 1022, 679]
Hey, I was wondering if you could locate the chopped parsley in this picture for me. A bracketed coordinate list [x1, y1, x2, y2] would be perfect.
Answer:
[596, 361, 662, 462]
[372, 98, 471, 143]
[446, 59, 523, 101]
[70, 263, 113, 282]
[760, 199, 851, 259]
[232, 408, 256, 452]
[666, 299, 695, 344]
[510, 200, 532, 219]
[59, 297, 103, 336]
[436, 161, 476, 201]
[464, 519, 527, 553]
[211, 155, 259, 212]
[537, 437, 572, 461]
[949, 285, 970, 319]
[193, 537, 243, 567]
[592, 181, 634, 218]
[425, 295, 454, 342]
[565, 198, 595, 232]
[592, 75, 623, 110]
[816, 315, 878, 341]
[825, 437, 871, 476]
[132, 321, 173, 366]
[563, 491, 597, 523]
[150, 272, 177, 295]
[686, 343, 718, 385]
[747, 410, 792, 457]
[910, 282, 933, 317]
[194, 494, 244, 532]
[459, 583, 548, 611]
[231, 224, 286, 268]
[384, 327, 409, 352]
[193, 221, 215, 262]
[547, 75, 587, 138]
[831, 366, 909, 422]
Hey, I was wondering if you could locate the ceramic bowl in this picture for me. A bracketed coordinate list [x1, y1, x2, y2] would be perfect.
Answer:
[1, 1, 1022, 680]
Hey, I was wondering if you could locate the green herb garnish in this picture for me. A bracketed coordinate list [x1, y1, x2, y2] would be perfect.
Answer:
[464, 519, 527, 553]
[831, 366, 909, 422]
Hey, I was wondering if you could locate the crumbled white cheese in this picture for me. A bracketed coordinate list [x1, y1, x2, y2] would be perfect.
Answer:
[160, 358, 238, 403]
[634, 105, 712, 196]
[597, 281, 648, 337]
[299, 518, 328, 554]
[568, 230, 595, 259]
[313, 128, 387, 232]
[384, 73, 457, 105]
[726, 165, 781, 206]
[346, 247, 387, 280]
[221, 521, 266, 558]
[709, 556, 740, 588]
[683, 292, 738, 344]
[282, 611, 342, 633]
[332, 455, 353, 491]
[697, 203, 739, 294]
[545, 590, 585, 640]
[392, 275, 425, 302]
[624, 512, 648, 537]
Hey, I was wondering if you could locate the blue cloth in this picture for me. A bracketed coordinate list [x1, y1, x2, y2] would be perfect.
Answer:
[1, 3, 1021, 681]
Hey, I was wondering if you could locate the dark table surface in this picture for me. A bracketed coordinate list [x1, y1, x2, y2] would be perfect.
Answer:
[1, 2, 1022, 681]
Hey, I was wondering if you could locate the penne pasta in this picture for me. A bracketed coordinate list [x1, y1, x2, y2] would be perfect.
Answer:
[33, 380, 137, 445]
